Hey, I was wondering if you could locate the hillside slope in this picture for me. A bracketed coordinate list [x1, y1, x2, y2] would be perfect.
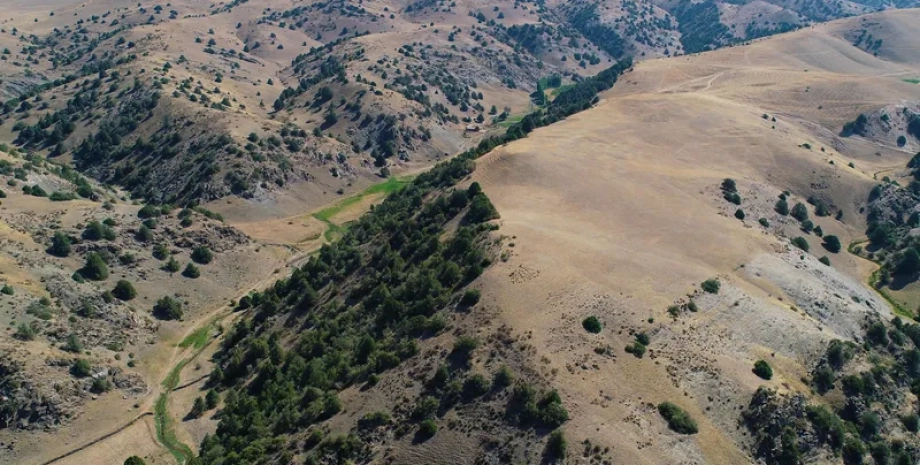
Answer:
[0, 0, 915, 218]
[469, 9, 920, 464]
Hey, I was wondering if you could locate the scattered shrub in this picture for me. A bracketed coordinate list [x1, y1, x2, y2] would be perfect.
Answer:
[775, 198, 789, 215]
[459, 289, 481, 306]
[823, 235, 841, 253]
[112, 280, 137, 300]
[183, 263, 201, 278]
[753, 360, 773, 380]
[418, 419, 438, 438]
[81, 253, 109, 280]
[791, 237, 809, 252]
[658, 402, 698, 434]
[734, 209, 745, 220]
[71, 358, 92, 377]
[493, 365, 514, 388]
[625, 342, 647, 358]
[701, 278, 720, 294]
[47, 232, 72, 257]
[14, 322, 36, 340]
[582, 316, 602, 333]
[191, 246, 214, 264]
[791, 202, 809, 221]
[153, 296, 183, 320]
[545, 429, 567, 460]
[163, 257, 181, 273]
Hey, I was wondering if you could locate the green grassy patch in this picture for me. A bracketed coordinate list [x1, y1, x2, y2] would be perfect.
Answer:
[155, 357, 196, 464]
[496, 113, 526, 128]
[312, 176, 412, 241]
[178, 325, 211, 349]
[903, 78, 920, 85]
[550, 84, 576, 97]
[849, 239, 915, 319]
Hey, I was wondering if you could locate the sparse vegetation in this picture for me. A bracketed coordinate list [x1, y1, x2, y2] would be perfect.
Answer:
[701, 278, 720, 294]
[658, 402, 698, 434]
[753, 360, 773, 380]
[153, 296, 183, 320]
[112, 280, 137, 301]
[582, 316, 602, 333]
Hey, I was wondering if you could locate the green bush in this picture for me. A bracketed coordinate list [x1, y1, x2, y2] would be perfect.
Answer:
[657, 402, 698, 434]
[138, 204, 160, 219]
[1, 284, 13, 295]
[626, 342, 646, 358]
[153, 296, 183, 320]
[582, 316, 602, 333]
[189, 397, 206, 418]
[775, 198, 789, 215]
[701, 278, 720, 294]
[459, 289, 480, 306]
[50, 191, 76, 201]
[734, 209, 745, 220]
[791, 202, 809, 221]
[14, 322, 36, 340]
[62, 333, 84, 353]
[82, 220, 116, 241]
[465, 194, 499, 223]
[81, 253, 109, 280]
[124, 457, 147, 465]
[791, 237, 809, 252]
[819, 256, 831, 266]
[71, 358, 92, 377]
[47, 232, 72, 257]
[91, 377, 112, 393]
[418, 419, 438, 438]
[462, 373, 491, 399]
[493, 365, 514, 389]
[545, 429, 567, 460]
[112, 280, 137, 301]
[153, 243, 169, 260]
[206, 390, 220, 409]
[842, 436, 866, 465]
[759, 218, 769, 227]
[823, 235, 841, 253]
[412, 397, 439, 420]
[163, 257, 181, 273]
[753, 360, 773, 380]
[183, 262, 201, 278]
[191, 246, 214, 264]
[902, 413, 919, 432]
[136, 225, 154, 242]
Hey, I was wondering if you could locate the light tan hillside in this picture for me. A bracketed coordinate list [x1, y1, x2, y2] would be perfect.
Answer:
[469, 10, 920, 464]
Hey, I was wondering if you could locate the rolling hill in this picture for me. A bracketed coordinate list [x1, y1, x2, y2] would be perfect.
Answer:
[3, 3, 920, 465]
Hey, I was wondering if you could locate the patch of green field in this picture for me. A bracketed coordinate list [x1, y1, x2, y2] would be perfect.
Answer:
[178, 325, 211, 349]
[850, 239, 915, 319]
[550, 84, 576, 97]
[903, 78, 920, 85]
[154, 357, 196, 464]
[312, 176, 412, 241]
[496, 113, 527, 128]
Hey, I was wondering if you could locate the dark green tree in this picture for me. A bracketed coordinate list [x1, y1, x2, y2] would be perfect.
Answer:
[47, 232, 72, 257]
[112, 280, 137, 301]
[81, 253, 109, 280]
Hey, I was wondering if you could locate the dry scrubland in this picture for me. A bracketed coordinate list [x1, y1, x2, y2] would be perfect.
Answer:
[2, 3, 920, 465]
[468, 10, 920, 464]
